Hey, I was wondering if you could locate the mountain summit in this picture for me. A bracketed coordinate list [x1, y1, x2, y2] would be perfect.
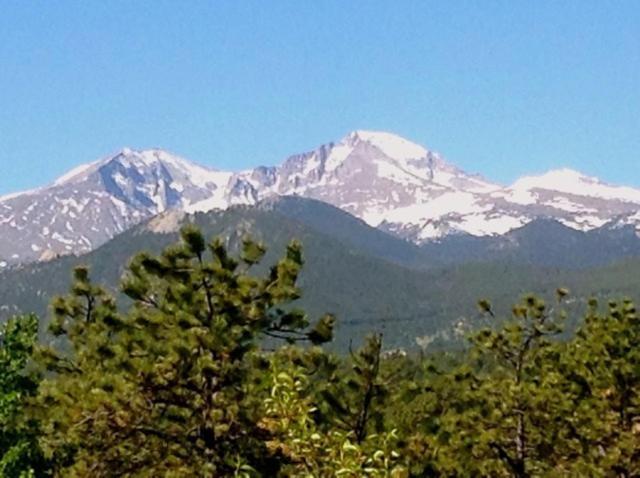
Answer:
[2, 131, 640, 267]
[0, 148, 231, 266]
[190, 130, 500, 237]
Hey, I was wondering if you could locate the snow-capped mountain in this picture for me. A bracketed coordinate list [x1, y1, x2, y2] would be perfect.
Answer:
[502, 169, 640, 230]
[191, 130, 506, 241]
[208, 130, 640, 242]
[1, 130, 639, 268]
[0, 148, 231, 267]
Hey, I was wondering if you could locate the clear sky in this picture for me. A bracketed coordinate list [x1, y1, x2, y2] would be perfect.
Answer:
[1, 1, 638, 195]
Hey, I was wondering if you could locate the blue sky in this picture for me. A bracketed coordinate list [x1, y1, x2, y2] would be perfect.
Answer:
[0, 1, 638, 195]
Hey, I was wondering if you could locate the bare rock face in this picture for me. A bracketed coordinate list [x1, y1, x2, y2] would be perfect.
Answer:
[2, 130, 640, 269]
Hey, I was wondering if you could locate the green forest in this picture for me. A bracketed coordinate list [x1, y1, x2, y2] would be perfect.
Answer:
[1, 226, 639, 477]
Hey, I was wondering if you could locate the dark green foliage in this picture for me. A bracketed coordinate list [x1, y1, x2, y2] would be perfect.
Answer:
[34, 227, 333, 476]
[318, 334, 387, 443]
[0, 315, 48, 477]
[560, 297, 640, 474]
[2, 220, 640, 475]
[393, 294, 640, 476]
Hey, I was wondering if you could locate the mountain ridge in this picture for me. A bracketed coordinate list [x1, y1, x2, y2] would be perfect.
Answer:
[2, 130, 639, 267]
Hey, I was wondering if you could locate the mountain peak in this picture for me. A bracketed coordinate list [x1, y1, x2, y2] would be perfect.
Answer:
[52, 148, 229, 189]
[108, 148, 183, 168]
[0, 147, 237, 267]
[346, 130, 429, 161]
[3, 130, 640, 269]
[520, 168, 595, 183]
[511, 168, 640, 203]
[52, 147, 164, 187]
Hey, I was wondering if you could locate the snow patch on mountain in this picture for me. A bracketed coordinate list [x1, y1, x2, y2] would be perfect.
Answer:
[383, 192, 486, 226]
[459, 213, 527, 237]
[355, 130, 428, 161]
[512, 169, 640, 204]
[324, 142, 354, 173]
[53, 162, 98, 185]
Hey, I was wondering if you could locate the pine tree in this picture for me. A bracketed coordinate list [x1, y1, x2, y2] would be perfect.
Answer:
[318, 333, 387, 443]
[36, 226, 334, 476]
[561, 297, 640, 476]
[427, 294, 568, 477]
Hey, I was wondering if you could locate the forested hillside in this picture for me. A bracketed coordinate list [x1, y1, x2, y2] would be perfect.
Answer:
[2, 197, 640, 351]
[1, 226, 640, 476]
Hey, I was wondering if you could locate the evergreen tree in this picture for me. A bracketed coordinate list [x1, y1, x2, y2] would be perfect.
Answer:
[318, 333, 388, 443]
[427, 294, 568, 477]
[561, 298, 640, 476]
[36, 226, 334, 476]
[0, 314, 48, 477]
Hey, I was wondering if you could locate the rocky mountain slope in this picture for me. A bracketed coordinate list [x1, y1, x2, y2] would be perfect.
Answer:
[212, 131, 640, 242]
[2, 131, 639, 267]
[0, 149, 231, 266]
